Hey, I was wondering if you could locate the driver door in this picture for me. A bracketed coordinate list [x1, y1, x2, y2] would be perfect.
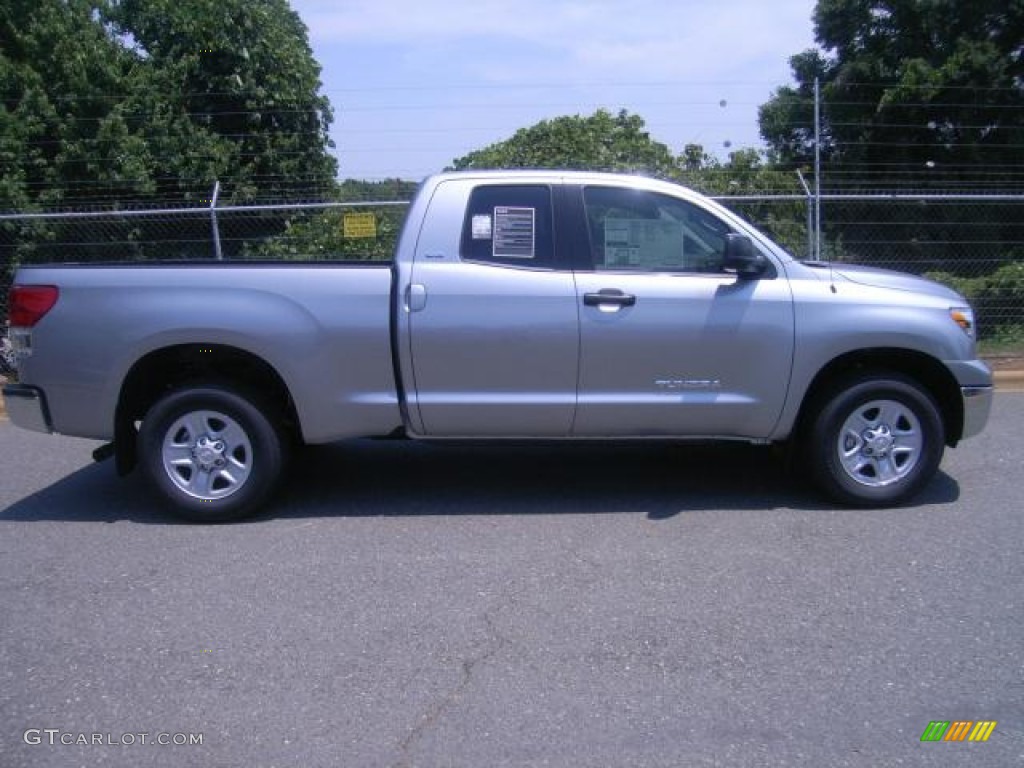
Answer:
[571, 185, 795, 438]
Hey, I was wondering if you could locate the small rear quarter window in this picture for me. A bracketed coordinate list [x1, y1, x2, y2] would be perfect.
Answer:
[460, 185, 554, 268]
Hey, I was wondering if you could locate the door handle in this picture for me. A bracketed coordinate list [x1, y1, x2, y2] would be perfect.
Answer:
[406, 283, 427, 312]
[583, 289, 637, 308]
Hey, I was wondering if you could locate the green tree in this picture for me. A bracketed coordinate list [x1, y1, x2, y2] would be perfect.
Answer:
[0, 0, 146, 210]
[714, 150, 809, 255]
[448, 109, 678, 177]
[675, 146, 810, 255]
[758, 0, 1024, 276]
[759, 0, 1024, 189]
[0, 0, 336, 211]
[251, 179, 419, 261]
[1, 0, 339, 296]
[106, 0, 336, 203]
[448, 110, 812, 256]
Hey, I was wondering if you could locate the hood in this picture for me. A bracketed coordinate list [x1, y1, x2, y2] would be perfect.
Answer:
[807, 262, 963, 302]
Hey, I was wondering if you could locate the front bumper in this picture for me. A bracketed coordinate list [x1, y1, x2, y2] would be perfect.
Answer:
[960, 385, 993, 440]
[942, 359, 993, 442]
[2, 384, 52, 434]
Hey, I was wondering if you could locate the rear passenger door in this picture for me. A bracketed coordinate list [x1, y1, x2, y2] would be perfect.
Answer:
[405, 179, 580, 437]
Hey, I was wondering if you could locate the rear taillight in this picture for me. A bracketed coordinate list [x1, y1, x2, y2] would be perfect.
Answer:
[9, 285, 59, 327]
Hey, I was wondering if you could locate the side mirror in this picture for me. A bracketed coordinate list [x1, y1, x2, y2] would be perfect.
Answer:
[723, 234, 766, 278]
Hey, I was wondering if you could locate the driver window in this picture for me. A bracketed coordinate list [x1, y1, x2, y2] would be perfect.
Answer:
[583, 186, 731, 273]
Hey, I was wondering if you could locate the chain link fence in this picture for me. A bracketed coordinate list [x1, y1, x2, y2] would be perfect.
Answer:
[720, 195, 1024, 338]
[820, 196, 1024, 336]
[2, 193, 1022, 340]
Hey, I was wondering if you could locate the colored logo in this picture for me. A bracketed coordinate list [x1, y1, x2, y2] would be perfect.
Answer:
[921, 721, 997, 742]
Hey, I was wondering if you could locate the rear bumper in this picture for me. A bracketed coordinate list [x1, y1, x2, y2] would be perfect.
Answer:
[2, 384, 52, 433]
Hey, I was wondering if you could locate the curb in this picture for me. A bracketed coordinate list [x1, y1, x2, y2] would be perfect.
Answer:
[994, 370, 1024, 391]
[2, 370, 1023, 422]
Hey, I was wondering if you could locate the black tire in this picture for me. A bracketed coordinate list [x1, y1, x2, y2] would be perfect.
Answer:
[139, 384, 286, 522]
[806, 374, 944, 507]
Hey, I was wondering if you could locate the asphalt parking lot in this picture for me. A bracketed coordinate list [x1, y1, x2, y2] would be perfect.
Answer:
[1, 395, 1022, 767]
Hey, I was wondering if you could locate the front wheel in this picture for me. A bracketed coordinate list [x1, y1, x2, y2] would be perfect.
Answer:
[807, 374, 945, 507]
[139, 385, 286, 522]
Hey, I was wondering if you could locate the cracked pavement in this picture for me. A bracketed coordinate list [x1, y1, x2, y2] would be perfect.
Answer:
[1, 396, 1023, 767]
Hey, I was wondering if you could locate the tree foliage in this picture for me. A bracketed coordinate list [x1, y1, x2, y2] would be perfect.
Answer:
[252, 179, 419, 261]
[107, 0, 336, 202]
[678, 148, 809, 254]
[448, 111, 810, 254]
[926, 261, 1024, 339]
[448, 109, 679, 178]
[759, 0, 1024, 190]
[1, 0, 137, 209]
[0, 0, 336, 211]
[758, 0, 1024, 282]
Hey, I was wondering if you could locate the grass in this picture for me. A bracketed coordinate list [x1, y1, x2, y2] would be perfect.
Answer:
[978, 325, 1024, 359]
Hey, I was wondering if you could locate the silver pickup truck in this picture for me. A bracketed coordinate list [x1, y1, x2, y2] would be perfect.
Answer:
[4, 171, 993, 521]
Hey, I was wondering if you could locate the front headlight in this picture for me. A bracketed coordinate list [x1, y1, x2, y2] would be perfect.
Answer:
[950, 306, 976, 339]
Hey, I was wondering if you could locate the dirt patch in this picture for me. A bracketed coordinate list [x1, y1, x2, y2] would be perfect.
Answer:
[983, 355, 1024, 372]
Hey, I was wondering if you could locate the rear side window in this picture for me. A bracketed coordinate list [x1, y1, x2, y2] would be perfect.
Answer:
[460, 185, 554, 268]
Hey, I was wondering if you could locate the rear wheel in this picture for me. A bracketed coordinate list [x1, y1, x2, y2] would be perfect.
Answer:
[807, 374, 944, 506]
[140, 385, 286, 522]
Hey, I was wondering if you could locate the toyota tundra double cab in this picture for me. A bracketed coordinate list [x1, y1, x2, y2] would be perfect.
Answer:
[4, 171, 993, 521]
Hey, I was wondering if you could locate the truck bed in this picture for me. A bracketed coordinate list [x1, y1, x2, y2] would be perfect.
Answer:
[11, 261, 403, 443]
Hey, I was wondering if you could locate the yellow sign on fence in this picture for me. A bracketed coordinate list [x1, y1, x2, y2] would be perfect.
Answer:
[343, 212, 377, 239]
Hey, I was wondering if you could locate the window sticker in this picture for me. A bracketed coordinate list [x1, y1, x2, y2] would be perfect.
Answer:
[604, 218, 684, 269]
[493, 206, 535, 259]
[471, 214, 493, 240]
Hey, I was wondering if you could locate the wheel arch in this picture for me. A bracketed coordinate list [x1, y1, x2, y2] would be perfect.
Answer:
[114, 343, 301, 475]
[795, 348, 964, 447]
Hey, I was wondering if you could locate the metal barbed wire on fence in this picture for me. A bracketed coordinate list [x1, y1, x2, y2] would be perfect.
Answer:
[2, 193, 1023, 339]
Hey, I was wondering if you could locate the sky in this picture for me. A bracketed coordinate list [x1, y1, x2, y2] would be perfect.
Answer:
[289, 0, 820, 181]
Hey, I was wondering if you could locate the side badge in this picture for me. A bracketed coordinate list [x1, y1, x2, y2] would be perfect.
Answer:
[656, 378, 722, 392]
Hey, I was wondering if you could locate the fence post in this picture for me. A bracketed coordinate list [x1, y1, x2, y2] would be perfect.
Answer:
[814, 77, 823, 260]
[797, 169, 814, 260]
[210, 180, 223, 260]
